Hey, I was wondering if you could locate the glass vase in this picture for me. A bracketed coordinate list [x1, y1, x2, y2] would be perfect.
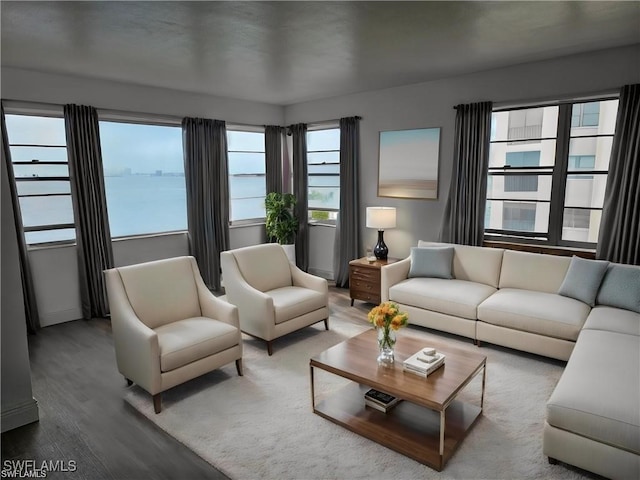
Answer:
[377, 326, 396, 366]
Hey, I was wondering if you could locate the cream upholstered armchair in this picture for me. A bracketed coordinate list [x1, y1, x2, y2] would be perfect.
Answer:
[221, 243, 329, 355]
[104, 256, 243, 413]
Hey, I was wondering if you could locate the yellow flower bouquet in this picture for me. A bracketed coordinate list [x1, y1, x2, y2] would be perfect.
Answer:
[367, 301, 409, 365]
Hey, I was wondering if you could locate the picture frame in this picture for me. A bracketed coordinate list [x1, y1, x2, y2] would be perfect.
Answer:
[378, 127, 441, 199]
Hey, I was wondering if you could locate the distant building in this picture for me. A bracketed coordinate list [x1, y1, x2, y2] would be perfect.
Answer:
[486, 100, 617, 243]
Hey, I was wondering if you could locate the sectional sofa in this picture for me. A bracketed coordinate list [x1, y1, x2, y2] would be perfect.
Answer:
[381, 241, 640, 479]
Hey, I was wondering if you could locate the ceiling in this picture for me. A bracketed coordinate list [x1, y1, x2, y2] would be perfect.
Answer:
[2, 1, 639, 106]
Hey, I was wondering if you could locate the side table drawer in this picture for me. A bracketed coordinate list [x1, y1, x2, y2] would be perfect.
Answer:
[350, 266, 379, 283]
[350, 290, 380, 304]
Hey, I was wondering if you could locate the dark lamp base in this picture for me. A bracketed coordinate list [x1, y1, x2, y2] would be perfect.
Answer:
[373, 230, 388, 260]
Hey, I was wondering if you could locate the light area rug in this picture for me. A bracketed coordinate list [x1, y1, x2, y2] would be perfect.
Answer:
[124, 319, 591, 480]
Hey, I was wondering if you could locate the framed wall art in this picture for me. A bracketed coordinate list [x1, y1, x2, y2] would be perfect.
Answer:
[378, 127, 441, 199]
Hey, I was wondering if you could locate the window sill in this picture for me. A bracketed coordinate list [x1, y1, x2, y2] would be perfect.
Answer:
[229, 221, 265, 229]
[483, 240, 596, 259]
[308, 221, 336, 228]
[28, 241, 77, 251]
[111, 230, 188, 242]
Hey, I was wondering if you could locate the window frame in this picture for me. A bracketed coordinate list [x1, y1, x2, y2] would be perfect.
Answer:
[4, 106, 76, 247]
[226, 126, 267, 226]
[485, 96, 618, 249]
[306, 125, 340, 226]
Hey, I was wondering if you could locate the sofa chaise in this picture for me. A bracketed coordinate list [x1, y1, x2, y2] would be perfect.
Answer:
[381, 241, 640, 479]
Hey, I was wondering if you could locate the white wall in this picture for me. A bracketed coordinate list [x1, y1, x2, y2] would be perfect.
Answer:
[1, 68, 283, 325]
[309, 224, 335, 279]
[2, 141, 39, 431]
[285, 44, 640, 260]
[29, 245, 82, 327]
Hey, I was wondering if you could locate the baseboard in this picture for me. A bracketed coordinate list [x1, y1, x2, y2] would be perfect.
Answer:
[308, 268, 334, 281]
[40, 307, 83, 327]
[1, 398, 39, 433]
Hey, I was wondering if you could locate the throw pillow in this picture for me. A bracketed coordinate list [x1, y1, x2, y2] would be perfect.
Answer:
[596, 264, 640, 314]
[557, 256, 609, 306]
[408, 246, 454, 279]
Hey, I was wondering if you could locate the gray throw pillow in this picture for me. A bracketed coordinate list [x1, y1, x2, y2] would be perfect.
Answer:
[408, 246, 454, 279]
[557, 256, 609, 306]
[596, 264, 640, 314]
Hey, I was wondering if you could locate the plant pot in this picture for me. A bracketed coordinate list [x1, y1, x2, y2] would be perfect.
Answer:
[281, 244, 296, 264]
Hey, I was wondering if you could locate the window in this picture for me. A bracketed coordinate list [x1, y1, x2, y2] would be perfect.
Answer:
[571, 102, 600, 127]
[504, 151, 540, 191]
[5, 114, 75, 245]
[503, 202, 536, 232]
[227, 129, 266, 223]
[563, 209, 590, 229]
[307, 127, 340, 223]
[99, 121, 186, 238]
[486, 98, 618, 246]
[567, 155, 596, 180]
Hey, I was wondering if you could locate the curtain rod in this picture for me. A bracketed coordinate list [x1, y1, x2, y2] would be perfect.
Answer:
[288, 115, 362, 127]
[286, 115, 362, 133]
[452, 88, 620, 111]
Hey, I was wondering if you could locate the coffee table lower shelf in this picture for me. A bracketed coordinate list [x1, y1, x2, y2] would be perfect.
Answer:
[313, 383, 482, 471]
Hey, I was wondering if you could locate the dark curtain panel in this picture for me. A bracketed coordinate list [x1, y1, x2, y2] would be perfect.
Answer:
[440, 102, 493, 246]
[597, 84, 640, 265]
[333, 116, 361, 287]
[265, 125, 283, 194]
[64, 104, 114, 319]
[291, 123, 309, 271]
[182, 118, 230, 290]
[1, 104, 41, 333]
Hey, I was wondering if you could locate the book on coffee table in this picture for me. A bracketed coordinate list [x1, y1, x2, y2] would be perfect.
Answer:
[364, 388, 401, 412]
[403, 349, 446, 378]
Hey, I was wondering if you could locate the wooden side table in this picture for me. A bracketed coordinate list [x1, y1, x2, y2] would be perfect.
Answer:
[348, 257, 399, 306]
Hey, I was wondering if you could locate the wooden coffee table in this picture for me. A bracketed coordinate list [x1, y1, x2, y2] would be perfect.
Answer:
[309, 329, 486, 471]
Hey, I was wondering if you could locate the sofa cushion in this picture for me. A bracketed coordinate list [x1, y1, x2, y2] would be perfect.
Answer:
[596, 264, 640, 314]
[268, 286, 327, 325]
[499, 250, 571, 294]
[389, 277, 496, 320]
[232, 244, 292, 292]
[155, 317, 239, 372]
[477, 288, 590, 341]
[583, 306, 640, 337]
[116, 256, 201, 329]
[408, 246, 454, 279]
[558, 256, 609, 306]
[418, 241, 504, 288]
[547, 329, 640, 454]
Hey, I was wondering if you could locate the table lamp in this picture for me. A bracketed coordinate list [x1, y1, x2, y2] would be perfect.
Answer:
[366, 207, 396, 260]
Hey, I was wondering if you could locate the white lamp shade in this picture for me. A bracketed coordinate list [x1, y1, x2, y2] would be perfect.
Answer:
[366, 207, 396, 229]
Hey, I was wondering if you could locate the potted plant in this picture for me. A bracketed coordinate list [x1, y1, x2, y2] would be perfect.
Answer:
[265, 192, 298, 262]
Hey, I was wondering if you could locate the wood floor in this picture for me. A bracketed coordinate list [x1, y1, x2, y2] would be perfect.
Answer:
[1, 286, 370, 480]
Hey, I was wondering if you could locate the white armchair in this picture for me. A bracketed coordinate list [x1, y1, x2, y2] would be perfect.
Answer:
[104, 256, 243, 413]
[221, 244, 329, 355]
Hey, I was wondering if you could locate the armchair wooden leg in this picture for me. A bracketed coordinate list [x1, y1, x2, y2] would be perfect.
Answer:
[125, 377, 133, 386]
[235, 358, 244, 376]
[153, 394, 162, 414]
[267, 341, 273, 356]
[323, 318, 329, 330]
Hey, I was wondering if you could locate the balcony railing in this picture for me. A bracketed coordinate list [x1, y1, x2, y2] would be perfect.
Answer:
[507, 124, 543, 144]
